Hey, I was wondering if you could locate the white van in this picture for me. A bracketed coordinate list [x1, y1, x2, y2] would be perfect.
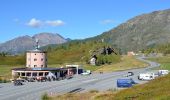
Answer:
[138, 73, 155, 80]
[158, 70, 169, 76]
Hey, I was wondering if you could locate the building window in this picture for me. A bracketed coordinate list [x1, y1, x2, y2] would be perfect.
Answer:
[34, 58, 37, 61]
[28, 65, 30, 67]
[34, 65, 37, 67]
[28, 58, 30, 61]
[26, 73, 31, 76]
[33, 72, 37, 76]
[42, 53, 43, 55]
[21, 73, 25, 76]
[41, 65, 43, 67]
[35, 54, 36, 55]
[39, 72, 43, 76]
[45, 72, 49, 76]
[41, 58, 43, 61]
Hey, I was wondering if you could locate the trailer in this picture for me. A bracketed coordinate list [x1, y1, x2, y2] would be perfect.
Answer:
[158, 70, 169, 76]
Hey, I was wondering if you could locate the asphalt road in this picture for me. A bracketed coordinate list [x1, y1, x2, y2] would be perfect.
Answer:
[0, 57, 160, 100]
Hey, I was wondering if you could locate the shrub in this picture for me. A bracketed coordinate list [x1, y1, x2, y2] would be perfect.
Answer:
[0, 77, 8, 83]
[41, 93, 50, 100]
[97, 54, 120, 65]
[89, 90, 99, 93]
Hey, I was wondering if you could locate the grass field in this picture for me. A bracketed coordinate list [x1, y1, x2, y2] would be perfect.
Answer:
[40, 56, 148, 73]
[0, 65, 24, 79]
[148, 56, 170, 70]
[94, 56, 148, 72]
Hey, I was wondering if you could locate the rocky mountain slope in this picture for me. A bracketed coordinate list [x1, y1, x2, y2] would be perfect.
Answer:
[0, 33, 67, 54]
[94, 9, 170, 53]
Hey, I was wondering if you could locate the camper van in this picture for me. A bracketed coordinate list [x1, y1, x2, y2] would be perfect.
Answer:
[138, 73, 155, 80]
[158, 70, 169, 76]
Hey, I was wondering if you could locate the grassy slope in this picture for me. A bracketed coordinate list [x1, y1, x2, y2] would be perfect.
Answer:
[0, 56, 25, 79]
[48, 55, 147, 72]
[148, 56, 170, 70]
[94, 56, 147, 72]
[0, 56, 25, 65]
[47, 41, 108, 64]
[0, 41, 108, 65]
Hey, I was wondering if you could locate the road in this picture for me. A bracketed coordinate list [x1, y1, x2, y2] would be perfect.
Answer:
[0, 57, 160, 100]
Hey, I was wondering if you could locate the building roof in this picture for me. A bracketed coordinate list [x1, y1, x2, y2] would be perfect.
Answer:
[27, 49, 47, 53]
[12, 67, 76, 71]
[12, 67, 60, 71]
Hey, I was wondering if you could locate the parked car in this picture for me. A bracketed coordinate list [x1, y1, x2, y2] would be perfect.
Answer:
[124, 72, 134, 77]
[128, 72, 134, 76]
[16, 78, 27, 82]
[117, 78, 136, 88]
[13, 80, 23, 86]
[81, 70, 91, 75]
[27, 78, 35, 82]
[36, 76, 46, 82]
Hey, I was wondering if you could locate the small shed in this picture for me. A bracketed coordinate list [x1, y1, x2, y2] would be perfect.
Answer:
[90, 57, 96, 65]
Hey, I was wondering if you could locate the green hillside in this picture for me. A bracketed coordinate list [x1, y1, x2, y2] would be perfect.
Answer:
[148, 56, 170, 70]
[0, 55, 25, 65]
[0, 40, 119, 65]
[142, 43, 170, 56]
[45, 40, 120, 65]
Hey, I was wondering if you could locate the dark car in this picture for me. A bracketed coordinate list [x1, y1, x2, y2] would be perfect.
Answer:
[27, 78, 35, 82]
[13, 80, 23, 86]
[128, 72, 134, 76]
[124, 72, 134, 77]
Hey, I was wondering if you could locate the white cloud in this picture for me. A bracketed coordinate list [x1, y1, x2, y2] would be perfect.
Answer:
[26, 18, 43, 28]
[45, 20, 65, 26]
[26, 18, 65, 28]
[100, 19, 115, 24]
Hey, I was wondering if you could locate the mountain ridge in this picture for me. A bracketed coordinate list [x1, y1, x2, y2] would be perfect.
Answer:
[92, 8, 170, 53]
[0, 32, 68, 54]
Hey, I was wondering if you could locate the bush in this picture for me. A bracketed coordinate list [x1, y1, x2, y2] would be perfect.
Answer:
[89, 90, 99, 93]
[41, 93, 50, 100]
[97, 54, 120, 65]
[0, 77, 8, 83]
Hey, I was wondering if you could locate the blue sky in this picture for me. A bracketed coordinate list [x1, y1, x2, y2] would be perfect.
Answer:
[0, 0, 170, 43]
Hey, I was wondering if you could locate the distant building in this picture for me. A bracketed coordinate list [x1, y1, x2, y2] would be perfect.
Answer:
[127, 51, 136, 56]
[90, 57, 96, 65]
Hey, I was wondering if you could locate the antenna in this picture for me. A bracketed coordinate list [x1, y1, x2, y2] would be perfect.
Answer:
[35, 39, 39, 49]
